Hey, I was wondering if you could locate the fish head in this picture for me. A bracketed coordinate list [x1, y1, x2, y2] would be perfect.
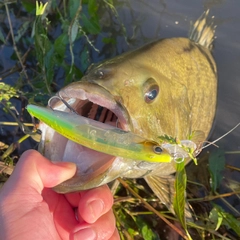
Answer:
[83, 51, 192, 141]
[39, 39, 215, 193]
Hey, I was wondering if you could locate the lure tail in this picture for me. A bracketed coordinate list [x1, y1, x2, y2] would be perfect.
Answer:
[189, 9, 216, 50]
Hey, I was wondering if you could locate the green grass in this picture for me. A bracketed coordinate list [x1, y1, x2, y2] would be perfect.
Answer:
[0, 1, 240, 239]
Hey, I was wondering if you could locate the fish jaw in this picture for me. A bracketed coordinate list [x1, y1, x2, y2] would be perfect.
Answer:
[53, 81, 131, 131]
[39, 81, 162, 193]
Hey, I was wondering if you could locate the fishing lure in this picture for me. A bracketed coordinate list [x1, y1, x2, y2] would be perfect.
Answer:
[27, 104, 173, 163]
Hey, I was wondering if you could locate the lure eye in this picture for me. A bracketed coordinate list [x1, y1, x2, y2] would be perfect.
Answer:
[153, 145, 163, 154]
[144, 85, 159, 103]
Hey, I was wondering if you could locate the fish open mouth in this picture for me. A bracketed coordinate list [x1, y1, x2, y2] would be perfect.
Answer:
[39, 82, 132, 192]
[67, 100, 120, 127]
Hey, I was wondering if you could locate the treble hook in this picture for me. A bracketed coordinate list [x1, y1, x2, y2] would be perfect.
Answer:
[48, 96, 78, 114]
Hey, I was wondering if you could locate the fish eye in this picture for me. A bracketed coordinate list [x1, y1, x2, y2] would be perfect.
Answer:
[144, 85, 159, 103]
[153, 145, 163, 154]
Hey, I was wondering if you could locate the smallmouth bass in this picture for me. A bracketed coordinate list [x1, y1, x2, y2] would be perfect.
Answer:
[38, 11, 217, 214]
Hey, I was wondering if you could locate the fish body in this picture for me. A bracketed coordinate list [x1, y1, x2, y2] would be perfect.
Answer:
[39, 11, 217, 211]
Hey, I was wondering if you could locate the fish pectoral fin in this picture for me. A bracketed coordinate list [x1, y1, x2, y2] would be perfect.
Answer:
[144, 174, 193, 220]
[190, 130, 205, 143]
[189, 130, 206, 155]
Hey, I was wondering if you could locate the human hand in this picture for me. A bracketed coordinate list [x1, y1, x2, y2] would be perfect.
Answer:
[0, 150, 119, 240]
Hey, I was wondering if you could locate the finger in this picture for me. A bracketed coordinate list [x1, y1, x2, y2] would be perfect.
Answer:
[70, 209, 117, 240]
[110, 228, 121, 240]
[42, 188, 79, 239]
[65, 192, 82, 207]
[65, 184, 112, 208]
[77, 185, 114, 223]
[2, 150, 77, 194]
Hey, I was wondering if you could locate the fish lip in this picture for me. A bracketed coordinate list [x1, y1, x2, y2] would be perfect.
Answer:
[55, 81, 131, 131]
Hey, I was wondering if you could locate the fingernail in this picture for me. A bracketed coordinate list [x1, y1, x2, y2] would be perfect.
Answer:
[74, 228, 96, 240]
[88, 199, 104, 220]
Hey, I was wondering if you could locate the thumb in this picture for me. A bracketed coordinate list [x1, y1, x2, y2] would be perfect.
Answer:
[2, 150, 76, 194]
